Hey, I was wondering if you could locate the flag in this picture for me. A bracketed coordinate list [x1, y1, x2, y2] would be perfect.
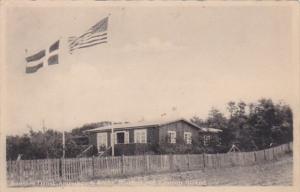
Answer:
[25, 50, 45, 73]
[25, 40, 60, 74]
[68, 17, 108, 53]
[48, 40, 59, 65]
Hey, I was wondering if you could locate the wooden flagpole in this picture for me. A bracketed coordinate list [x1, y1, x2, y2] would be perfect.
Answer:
[111, 127, 114, 156]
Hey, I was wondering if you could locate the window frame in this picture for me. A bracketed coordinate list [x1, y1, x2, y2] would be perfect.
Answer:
[167, 131, 177, 144]
[134, 129, 147, 144]
[184, 132, 192, 144]
[114, 131, 129, 144]
[203, 135, 211, 146]
[97, 132, 108, 150]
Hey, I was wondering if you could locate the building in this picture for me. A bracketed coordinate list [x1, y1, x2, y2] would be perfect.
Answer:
[85, 118, 222, 156]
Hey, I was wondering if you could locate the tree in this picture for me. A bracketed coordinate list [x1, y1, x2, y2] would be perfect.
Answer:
[71, 121, 113, 136]
[206, 108, 228, 130]
[192, 108, 230, 152]
[247, 98, 293, 149]
[226, 101, 254, 150]
[190, 116, 207, 127]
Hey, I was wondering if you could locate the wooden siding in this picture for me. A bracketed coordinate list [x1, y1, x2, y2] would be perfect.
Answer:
[147, 127, 159, 144]
[114, 143, 153, 156]
[129, 129, 134, 143]
[158, 120, 200, 144]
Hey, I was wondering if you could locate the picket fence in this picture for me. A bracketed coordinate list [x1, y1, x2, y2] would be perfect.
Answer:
[6, 142, 293, 187]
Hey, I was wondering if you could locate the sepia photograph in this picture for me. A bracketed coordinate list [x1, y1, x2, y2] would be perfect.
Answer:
[1, 1, 299, 189]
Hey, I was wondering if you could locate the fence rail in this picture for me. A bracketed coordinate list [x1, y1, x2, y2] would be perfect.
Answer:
[6, 142, 293, 187]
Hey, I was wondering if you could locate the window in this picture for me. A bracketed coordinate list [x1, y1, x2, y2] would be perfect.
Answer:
[97, 132, 107, 150]
[134, 129, 147, 143]
[114, 131, 129, 144]
[184, 132, 192, 144]
[167, 131, 176, 144]
[116, 132, 124, 144]
[203, 135, 211, 146]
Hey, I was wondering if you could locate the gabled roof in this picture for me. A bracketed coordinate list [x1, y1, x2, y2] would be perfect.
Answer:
[85, 118, 222, 133]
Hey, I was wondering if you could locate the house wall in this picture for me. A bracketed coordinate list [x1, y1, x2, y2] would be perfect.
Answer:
[113, 127, 159, 145]
[88, 126, 159, 147]
[114, 143, 154, 156]
[89, 127, 159, 155]
[147, 127, 159, 144]
[158, 120, 200, 144]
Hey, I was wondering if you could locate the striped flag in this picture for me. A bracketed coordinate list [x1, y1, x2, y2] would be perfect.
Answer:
[68, 17, 108, 53]
[25, 40, 60, 74]
[48, 40, 59, 65]
[25, 50, 45, 73]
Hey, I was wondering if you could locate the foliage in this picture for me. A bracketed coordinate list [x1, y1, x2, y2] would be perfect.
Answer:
[6, 129, 63, 160]
[192, 98, 293, 152]
[6, 120, 127, 160]
[71, 121, 113, 136]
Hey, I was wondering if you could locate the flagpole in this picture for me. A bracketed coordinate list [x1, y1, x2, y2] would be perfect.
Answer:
[60, 35, 65, 159]
[111, 127, 114, 156]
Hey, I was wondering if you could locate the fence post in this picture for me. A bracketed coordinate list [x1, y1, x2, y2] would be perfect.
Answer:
[92, 156, 95, 179]
[254, 151, 257, 162]
[187, 154, 190, 170]
[202, 153, 205, 169]
[17, 160, 21, 184]
[145, 155, 150, 172]
[273, 147, 276, 160]
[169, 154, 174, 171]
[216, 153, 220, 168]
[59, 158, 63, 185]
[263, 149, 266, 161]
[121, 155, 125, 175]
[147, 155, 150, 172]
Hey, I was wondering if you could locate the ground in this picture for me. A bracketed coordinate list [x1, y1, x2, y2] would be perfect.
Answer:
[73, 154, 292, 186]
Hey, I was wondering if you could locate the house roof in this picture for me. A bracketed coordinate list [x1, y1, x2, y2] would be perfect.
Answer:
[199, 127, 223, 133]
[85, 118, 222, 133]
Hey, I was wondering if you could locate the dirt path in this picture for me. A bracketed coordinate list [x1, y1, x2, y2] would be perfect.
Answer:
[73, 155, 292, 186]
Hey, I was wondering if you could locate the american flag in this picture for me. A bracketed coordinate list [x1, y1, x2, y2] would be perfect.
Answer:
[68, 17, 109, 53]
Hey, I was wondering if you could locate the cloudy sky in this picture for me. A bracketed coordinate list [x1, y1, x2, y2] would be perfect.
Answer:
[3, 2, 298, 135]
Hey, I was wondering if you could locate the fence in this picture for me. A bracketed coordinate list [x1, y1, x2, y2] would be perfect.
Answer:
[6, 142, 293, 187]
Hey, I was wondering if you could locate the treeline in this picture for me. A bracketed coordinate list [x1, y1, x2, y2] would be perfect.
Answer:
[6, 121, 128, 160]
[6, 98, 293, 160]
[191, 98, 293, 152]
[6, 129, 85, 160]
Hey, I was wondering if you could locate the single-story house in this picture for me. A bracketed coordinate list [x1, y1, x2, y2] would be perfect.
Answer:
[85, 118, 222, 156]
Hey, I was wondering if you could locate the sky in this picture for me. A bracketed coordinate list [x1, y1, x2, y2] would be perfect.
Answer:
[3, 3, 299, 135]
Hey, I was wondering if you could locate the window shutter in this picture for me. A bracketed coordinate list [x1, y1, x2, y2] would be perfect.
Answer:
[114, 132, 117, 144]
[125, 131, 129, 144]
[96, 133, 101, 150]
